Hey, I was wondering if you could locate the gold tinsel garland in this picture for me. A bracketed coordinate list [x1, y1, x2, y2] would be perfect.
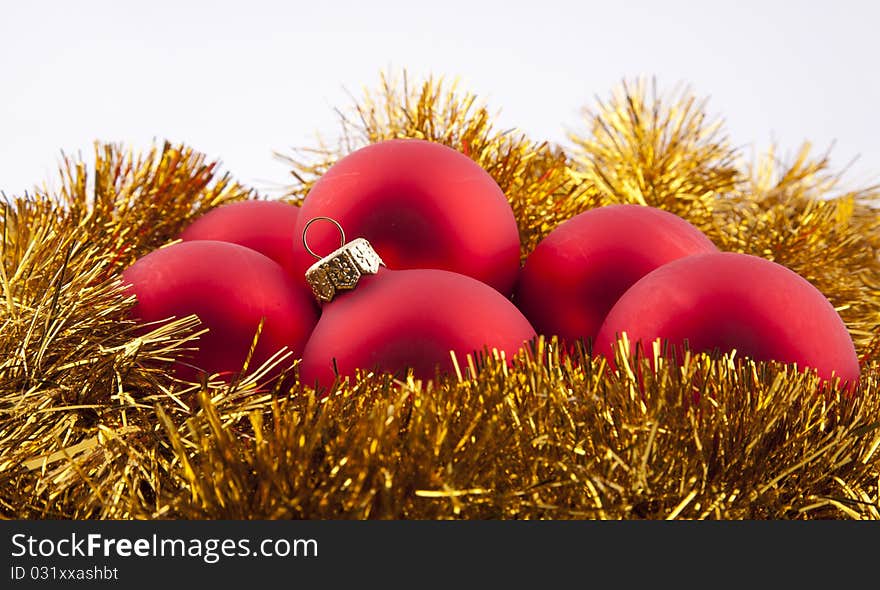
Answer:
[1, 72, 878, 520]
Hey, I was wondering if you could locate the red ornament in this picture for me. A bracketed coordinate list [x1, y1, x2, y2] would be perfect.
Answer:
[297, 219, 535, 392]
[593, 252, 860, 387]
[291, 139, 521, 296]
[515, 204, 718, 345]
[122, 240, 318, 381]
[180, 200, 302, 277]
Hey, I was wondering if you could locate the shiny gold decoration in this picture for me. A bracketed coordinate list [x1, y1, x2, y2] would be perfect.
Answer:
[154, 341, 880, 519]
[569, 78, 739, 234]
[305, 237, 385, 303]
[0, 142, 257, 517]
[2, 76, 879, 520]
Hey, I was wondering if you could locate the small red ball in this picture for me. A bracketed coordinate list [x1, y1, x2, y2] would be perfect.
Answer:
[292, 139, 521, 296]
[180, 200, 301, 277]
[122, 240, 318, 381]
[299, 268, 537, 392]
[593, 252, 860, 386]
[515, 204, 718, 345]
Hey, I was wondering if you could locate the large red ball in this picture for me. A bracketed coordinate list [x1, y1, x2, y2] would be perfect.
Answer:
[593, 252, 860, 386]
[515, 204, 718, 345]
[292, 139, 521, 296]
[299, 268, 537, 392]
[180, 200, 301, 277]
[122, 240, 318, 381]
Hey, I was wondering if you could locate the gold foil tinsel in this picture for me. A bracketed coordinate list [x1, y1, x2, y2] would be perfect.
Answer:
[154, 343, 880, 520]
[1, 75, 879, 520]
[569, 78, 739, 232]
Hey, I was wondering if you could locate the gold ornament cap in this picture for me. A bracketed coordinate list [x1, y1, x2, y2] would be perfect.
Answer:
[302, 217, 385, 303]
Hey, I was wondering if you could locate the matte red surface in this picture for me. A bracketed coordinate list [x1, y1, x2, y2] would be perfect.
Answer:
[515, 204, 718, 345]
[299, 268, 537, 392]
[594, 252, 860, 386]
[180, 200, 302, 277]
[292, 139, 521, 296]
[122, 240, 318, 381]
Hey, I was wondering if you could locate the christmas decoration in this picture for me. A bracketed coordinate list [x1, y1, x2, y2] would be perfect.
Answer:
[122, 240, 318, 381]
[180, 199, 303, 279]
[278, 72, 592, 260]
[297, 218, 536, 391]
[290, 138, 522, 295]
[2, 74, 879, 521]
[594, 252, 861, 387]
[515, 204, 718, 345]
[568, 79, 739, 232]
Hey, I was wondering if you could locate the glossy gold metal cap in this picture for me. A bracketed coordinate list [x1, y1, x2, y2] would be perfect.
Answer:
[302, 217, 385, 303]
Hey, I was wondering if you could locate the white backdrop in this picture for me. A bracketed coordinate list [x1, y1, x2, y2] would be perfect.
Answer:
[2, 0, 877, 198]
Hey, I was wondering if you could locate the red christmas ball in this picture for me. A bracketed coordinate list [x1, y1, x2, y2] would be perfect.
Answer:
[300, 268, 537, 392]
[291, 139, 521, 296]
[180, 200, 301, 277]
[122, 240, 318, 381]
[593, 252, 860, 386]
[515, 204, 718, 345]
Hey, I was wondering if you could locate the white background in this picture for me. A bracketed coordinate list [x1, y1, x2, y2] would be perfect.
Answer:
[2, 0, 878, 198]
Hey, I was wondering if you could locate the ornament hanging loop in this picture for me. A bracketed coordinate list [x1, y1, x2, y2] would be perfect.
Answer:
[302, 216, 346, 260]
